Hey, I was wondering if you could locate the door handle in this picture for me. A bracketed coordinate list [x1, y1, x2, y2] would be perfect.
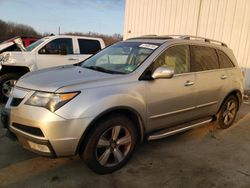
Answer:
[68, 58, 78, 61]
[220, 75, 228, 80]
[184, 81, 194, 86]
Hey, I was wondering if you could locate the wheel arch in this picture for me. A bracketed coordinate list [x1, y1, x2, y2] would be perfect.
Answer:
[76, 106, 145, 155]
[219, 89, 242, 112]
[0, 65, 30, 76]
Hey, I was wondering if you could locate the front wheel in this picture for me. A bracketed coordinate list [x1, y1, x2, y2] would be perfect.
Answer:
[216, 95, 239, 129]
[81, 115, 137, 174]
[0, 73, 21, 102]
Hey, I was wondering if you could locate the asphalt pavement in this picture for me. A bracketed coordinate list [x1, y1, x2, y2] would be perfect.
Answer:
[1, 103, 250, 188]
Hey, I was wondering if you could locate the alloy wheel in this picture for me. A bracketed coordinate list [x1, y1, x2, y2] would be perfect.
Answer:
[222, 99, 237, 126]
[2, 79, 16, 97]
[96, 125, 132, 167]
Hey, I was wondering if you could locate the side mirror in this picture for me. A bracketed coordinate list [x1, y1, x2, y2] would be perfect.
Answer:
[152, 67, 174, 79]
[59, 45, 67, 55]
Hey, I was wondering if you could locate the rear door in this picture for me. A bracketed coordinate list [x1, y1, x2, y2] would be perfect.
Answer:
[146, 45, 197, 131]
[190, 45, 227, 117]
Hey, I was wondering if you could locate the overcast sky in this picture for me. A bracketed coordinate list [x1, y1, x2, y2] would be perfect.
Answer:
[0, 0, 125, 35]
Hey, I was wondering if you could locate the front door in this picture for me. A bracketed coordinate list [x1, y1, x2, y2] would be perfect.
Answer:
[36, 38, 79, 70]
[146, 45, 197, 131]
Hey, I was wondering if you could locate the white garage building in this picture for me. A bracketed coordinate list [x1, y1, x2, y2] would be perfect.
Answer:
[123, 0, 250, 90]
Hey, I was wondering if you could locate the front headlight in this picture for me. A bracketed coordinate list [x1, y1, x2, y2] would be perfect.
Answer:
[25, 91, 80, 112]
[0, 53, 10, 64]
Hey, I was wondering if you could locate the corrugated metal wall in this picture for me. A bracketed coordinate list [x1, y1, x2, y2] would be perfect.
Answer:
[124, 0, 250, 89]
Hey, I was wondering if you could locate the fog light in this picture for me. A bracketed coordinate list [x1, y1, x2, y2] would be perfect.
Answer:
[27, 141, 50, 153]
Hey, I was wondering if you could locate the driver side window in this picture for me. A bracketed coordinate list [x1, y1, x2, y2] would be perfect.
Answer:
[153, 45, 190, 74]
[39, 38, 73, 55]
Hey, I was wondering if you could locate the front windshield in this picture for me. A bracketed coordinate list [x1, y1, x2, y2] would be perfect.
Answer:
[26, 38, 46, 51]
[81, 42, 159, 74]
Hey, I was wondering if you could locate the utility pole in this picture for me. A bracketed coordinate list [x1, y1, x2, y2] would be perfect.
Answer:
[58, 26, 60, 35]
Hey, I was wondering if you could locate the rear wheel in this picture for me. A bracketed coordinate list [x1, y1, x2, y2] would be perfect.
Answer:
[0, 73, 21, 102]
[216, 95, 239, 129]
[81, 115, 137, 174]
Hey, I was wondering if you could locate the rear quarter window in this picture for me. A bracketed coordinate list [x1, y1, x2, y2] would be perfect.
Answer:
[217, 50, 235, 68]
[190, 45, 219, 71]
[78, 39, 101, 54]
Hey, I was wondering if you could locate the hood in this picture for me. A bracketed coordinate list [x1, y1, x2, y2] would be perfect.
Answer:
[0, 37, 26, 53]
[0, 42, 14, 52]
[16, 65, 125, 92]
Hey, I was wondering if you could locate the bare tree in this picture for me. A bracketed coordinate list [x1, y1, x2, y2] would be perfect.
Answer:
[0, 19, 123, 46]
[64, 32, 123, 46]
[0, 19, 41, 42]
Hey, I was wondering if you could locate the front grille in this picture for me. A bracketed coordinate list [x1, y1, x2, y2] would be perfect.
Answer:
[12, 123, 44, 137]
[10, 98, 23, 107]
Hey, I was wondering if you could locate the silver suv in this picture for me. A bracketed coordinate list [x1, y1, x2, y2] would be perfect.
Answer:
[2, 35, 244, 174]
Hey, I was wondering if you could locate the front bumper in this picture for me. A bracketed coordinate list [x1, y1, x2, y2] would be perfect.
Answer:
[11, 126, 56, 157]
[1, 109, 17, 140]
[4, 103, 93, 157]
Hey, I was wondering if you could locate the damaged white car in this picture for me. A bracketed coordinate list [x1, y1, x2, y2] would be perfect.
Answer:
[0, 35, 105, 101]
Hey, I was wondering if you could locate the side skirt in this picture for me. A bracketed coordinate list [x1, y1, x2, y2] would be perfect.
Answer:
[147, 117, 213, 141]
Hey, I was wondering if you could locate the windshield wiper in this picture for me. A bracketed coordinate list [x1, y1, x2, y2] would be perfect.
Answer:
[83, 65, 125, 74]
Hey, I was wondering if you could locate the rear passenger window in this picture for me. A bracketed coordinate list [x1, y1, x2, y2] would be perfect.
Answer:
[153, 45, 190, 74]
[78, 39, 101, 54]
[190, 46, 219, 71]
[217, 50, 234, 68]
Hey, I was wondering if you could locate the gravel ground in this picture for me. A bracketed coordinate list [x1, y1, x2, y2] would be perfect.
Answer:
[0, 103, 250, 188]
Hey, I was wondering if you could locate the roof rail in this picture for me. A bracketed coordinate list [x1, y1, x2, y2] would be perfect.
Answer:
[127, 35, 173, 40]
[180, 35, 228, 47]
[141, 34, 158, 37]
[127, 35, 227, 47]
[161, 35, 228, 47]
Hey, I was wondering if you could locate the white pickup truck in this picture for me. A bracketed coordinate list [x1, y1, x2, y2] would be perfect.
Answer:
[0, 35, 105, 101]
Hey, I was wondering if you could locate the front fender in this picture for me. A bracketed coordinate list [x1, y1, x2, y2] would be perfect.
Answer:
[55, 82, 147, 125]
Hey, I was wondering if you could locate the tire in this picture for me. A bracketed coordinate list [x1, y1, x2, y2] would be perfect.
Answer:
[216, 95, 239, 129]
[0, 73, 21, 102]
[80, 114, 137, 174]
